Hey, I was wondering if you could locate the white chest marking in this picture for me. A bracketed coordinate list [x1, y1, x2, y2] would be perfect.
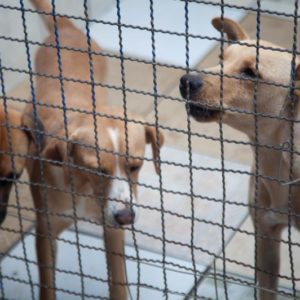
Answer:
[105, 127, 138, 224]
[108, 127, 121, 178]
[107, 127, 136, 206]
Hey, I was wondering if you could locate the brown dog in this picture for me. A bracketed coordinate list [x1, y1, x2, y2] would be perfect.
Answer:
[0, 105, 41, 224]
[28, 1, 163, 299]
[180, 17, 300, 300]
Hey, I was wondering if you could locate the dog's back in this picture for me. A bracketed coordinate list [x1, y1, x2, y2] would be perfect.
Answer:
[30, 0, 107, 127]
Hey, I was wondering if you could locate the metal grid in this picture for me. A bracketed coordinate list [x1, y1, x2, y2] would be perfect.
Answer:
[0, 0, 299, 299]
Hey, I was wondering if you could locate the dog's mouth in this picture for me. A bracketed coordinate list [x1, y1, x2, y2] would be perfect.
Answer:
[186, 100, 221, 122]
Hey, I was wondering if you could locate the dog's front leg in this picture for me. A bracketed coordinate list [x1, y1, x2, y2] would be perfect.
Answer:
[256, 219, 283, 300]
[36, 212, 72, 300]
[250, 181, 284, 300]
[105, 228, 127, 300]
[36, 215, 58, 300]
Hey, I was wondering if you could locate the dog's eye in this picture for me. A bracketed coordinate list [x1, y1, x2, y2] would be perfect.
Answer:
[129, 165, 141, 173]
[241, 67, 258, 79]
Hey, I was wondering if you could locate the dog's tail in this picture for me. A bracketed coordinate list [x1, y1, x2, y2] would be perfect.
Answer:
[30, 0, 73, 31]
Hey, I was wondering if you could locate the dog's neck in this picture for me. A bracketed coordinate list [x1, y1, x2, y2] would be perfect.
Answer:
[248, 100, 300, 181]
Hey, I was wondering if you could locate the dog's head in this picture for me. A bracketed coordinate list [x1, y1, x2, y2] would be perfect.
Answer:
[0, 106, 43, 224]
[180, 17, 300, 135]
[41, 110, 164, 227]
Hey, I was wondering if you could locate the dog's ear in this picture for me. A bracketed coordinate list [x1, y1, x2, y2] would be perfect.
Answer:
[212, 17, 249, 41]
[145, 126, 164, 174]
[42, 139, 67, 164]
[21, 113, 45, 150]
[42, 128, 84, 165]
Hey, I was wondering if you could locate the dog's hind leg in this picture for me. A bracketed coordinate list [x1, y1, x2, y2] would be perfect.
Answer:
[105, 228, 127, 300]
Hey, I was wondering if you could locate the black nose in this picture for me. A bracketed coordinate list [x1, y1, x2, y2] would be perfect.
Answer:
[114, 209, 135, 225]
[180, 74, 203, 98]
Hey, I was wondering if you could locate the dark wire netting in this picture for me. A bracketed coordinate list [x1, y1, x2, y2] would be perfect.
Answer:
[0, 1, 299, 299]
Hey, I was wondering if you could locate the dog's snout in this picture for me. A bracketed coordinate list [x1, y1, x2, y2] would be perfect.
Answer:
[114, 208, 135, 226]
[180, 74, 203, 98]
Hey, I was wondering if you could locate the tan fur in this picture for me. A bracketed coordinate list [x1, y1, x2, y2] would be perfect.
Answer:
[180, 17, 300, 300]
[28, 1, 163, 300]
[0, 107, 30, 174]
[0, 105, 36, 224]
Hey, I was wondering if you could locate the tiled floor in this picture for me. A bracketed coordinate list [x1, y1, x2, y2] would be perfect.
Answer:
[75, 145, 250, 267]
[1, 5, 300, 300]
[215, 216, 300, 292]
[196, 268, 300, 300]
[0, 216, 33, 256]
[1, 230, 206, 300]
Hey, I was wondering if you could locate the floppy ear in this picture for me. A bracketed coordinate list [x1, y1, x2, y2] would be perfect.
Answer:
[42, 139, 68, 164]
[145, 126, 164, 174]
[212, 17, 249, 41]
[21, 113, 45, 150]
[42, 129, 83, 165]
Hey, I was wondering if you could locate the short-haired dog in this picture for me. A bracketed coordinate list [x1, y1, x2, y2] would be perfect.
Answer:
[180, 17, 300, 300]
[28, 1, 164, 299]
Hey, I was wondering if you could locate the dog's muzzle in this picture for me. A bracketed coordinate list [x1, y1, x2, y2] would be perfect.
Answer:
[187, 101, 221, 120]
[113, 208, 135, 226]
[180, 74, 221, 121]
[179, 74, 203, 99]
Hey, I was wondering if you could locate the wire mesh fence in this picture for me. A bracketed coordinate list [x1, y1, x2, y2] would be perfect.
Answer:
[0, 0, 299, 299]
